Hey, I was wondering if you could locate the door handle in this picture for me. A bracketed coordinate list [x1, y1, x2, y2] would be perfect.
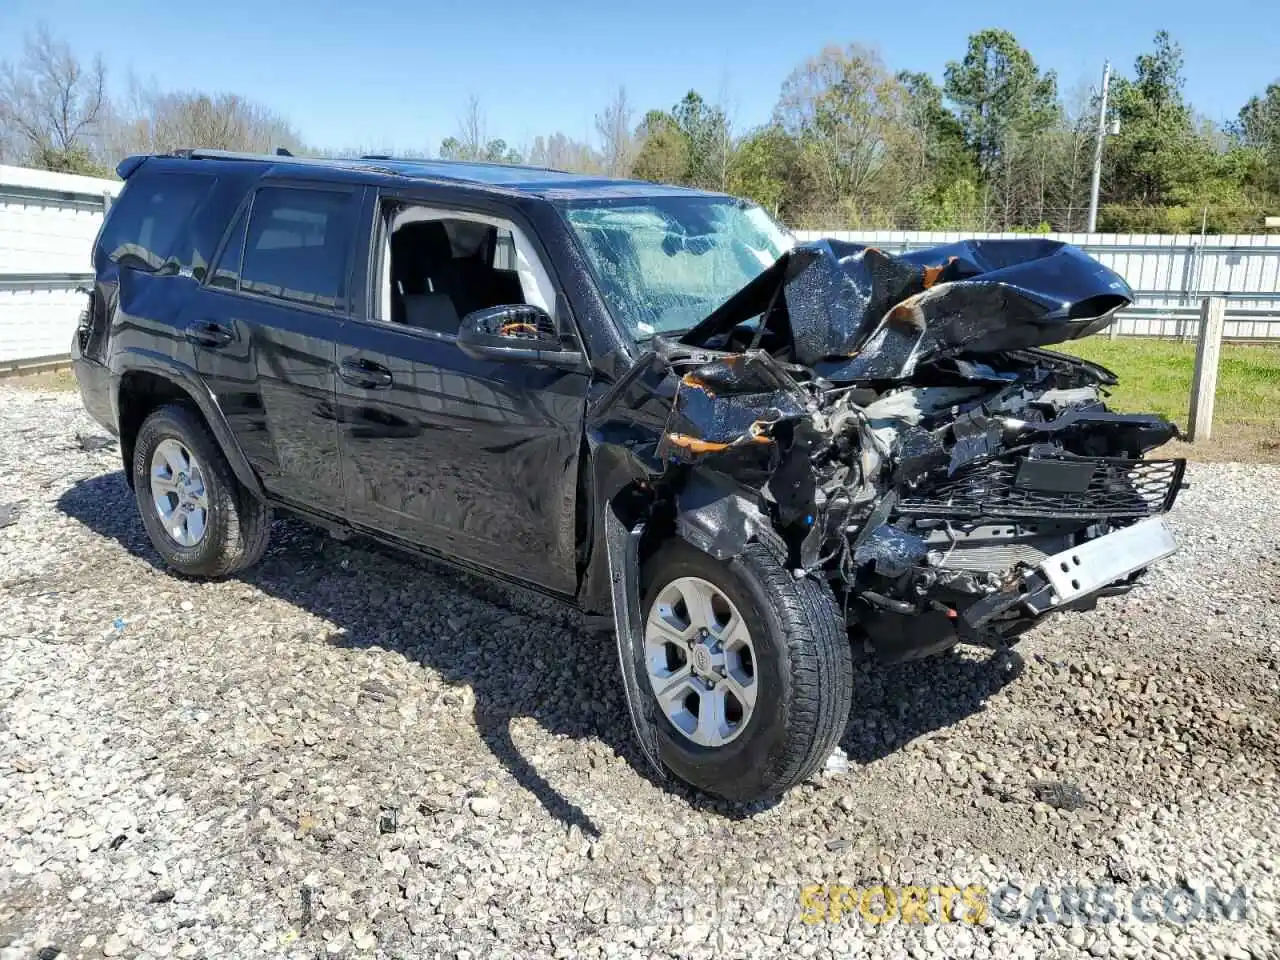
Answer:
[339, 356, 394, 389]
[185, 320, 235, 347]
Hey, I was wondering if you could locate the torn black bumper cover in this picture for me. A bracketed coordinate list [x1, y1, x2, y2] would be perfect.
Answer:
[597, 237, 1185, 675]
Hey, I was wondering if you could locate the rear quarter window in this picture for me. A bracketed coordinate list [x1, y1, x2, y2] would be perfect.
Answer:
[95, 172, 217, 276]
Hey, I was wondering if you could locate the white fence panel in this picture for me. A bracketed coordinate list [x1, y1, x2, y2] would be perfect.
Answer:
[0, 288, 96, 363]
[3, 173, 1280, 366]
[0, 164, 120, 368]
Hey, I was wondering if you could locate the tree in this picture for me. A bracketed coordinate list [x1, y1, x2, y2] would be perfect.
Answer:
[0, 25, 108, 173]
[628, 91, 731, 189]
[453, 94, 487, 159]
[595, 86, 637, 177]
[897, 71, 973, 181]
[631, 109, 690, 184]
[896, 70, 980, 226]
[672, 90, 731, 190]
[104, 84, 301, 158]
[440, 135, 521, 163]
[1102, 32, 1222, 217]
[1235, 81, 1280, 200]
[527, 132, 601, 173]
[943, 29, 1058, 175]
[438, 95, 521, 163]
[1044, 80, 1104, 231]
[728, 123, 804, 219]
[775, 45, 915, 225]
[1237, 82, 1280, 151]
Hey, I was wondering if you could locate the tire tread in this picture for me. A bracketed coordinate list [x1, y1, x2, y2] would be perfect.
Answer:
[641, 537, 853, 802]
[736, 543, 853, 794]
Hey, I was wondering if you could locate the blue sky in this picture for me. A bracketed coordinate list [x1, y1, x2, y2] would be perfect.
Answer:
[2, 0, 1273, 153]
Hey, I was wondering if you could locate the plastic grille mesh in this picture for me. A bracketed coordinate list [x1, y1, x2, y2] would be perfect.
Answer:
[897, 456, 1185, 520]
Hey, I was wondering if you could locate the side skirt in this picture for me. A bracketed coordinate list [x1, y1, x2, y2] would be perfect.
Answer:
[268, 499, 583, 612]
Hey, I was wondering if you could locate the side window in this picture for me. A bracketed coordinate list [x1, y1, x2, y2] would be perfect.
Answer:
[95, 172, 216, 274]
[239, 187, 355, 310]
[210, 204, 248, 291]
[382, 205, 551, 337]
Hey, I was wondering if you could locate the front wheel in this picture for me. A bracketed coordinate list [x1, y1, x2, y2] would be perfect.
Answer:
[639, 539, 853, 802]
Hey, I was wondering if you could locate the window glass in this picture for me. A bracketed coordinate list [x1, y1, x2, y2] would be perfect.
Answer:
[563, 198, 791, 341]
[240, 187, 354, 310]
[96, 173, 216, 274]
[210, 204, 248, 291]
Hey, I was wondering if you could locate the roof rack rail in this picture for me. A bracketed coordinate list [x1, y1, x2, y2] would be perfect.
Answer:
[181, 148, 356, 170]
[186, 148, 298, 163]
[353, 152, 566, 175]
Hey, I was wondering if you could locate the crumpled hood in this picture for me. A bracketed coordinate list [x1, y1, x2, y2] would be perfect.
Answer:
[680, 239, 1133, 380]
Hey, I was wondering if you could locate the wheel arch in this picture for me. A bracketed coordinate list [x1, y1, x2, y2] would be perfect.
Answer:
[112, 353, 263, 499]
[670, 471, 786, 566]
[593, 468, 792, 783]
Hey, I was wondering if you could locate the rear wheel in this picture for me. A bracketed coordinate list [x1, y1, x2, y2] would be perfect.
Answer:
[639, 539, 853, 802]
[132, 404, 270, 577]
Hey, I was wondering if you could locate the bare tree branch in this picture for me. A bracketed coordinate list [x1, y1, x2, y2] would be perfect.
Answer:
[0, 24, 106, 167]
[594, 86, 636, 177]
[101, 81, 302, 158]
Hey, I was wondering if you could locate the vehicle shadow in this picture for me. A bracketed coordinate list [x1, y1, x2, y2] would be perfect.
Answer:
[838, 647, 1024, 767]
[56, 471, 1022, 834]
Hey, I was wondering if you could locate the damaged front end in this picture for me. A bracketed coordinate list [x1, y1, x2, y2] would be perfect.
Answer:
[594, 238, 1184, 669]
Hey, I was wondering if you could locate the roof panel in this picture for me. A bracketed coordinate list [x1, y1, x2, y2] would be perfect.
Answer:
[168, 150, 723, 200]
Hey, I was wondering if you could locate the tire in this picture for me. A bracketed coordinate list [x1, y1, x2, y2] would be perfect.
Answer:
[132, 403, 271, 577]
[638, 538, 853, 802]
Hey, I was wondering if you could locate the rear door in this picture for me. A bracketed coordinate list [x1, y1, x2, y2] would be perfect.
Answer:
[333, 192, 589, 596]
[189, 181, 363, 516]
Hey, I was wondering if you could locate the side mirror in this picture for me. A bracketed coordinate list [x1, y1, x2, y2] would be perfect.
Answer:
[456, 304, 587, 371]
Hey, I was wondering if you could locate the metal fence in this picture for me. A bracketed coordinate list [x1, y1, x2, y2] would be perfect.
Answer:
[2, 166, 1279, 370]
[793, 230, 1280, 341]
[0, 164, 119, 369]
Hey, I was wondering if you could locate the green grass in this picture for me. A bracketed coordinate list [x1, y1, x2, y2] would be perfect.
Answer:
[1057, 337, 1280, 427]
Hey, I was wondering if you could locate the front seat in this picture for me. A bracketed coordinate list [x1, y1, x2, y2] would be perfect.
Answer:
[393, 221, 464, 335]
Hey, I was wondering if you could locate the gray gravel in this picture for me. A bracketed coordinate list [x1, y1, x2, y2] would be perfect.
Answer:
[1, 383, 1278, 960]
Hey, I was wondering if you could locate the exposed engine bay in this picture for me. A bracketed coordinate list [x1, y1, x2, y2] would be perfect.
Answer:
[595, 238, 1185, 662]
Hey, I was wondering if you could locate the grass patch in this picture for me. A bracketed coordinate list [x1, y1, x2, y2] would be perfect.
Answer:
[1056, 337, 1280, 462]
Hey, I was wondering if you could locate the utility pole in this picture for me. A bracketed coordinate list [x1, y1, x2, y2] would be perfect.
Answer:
[1087, 60, 1112, 233]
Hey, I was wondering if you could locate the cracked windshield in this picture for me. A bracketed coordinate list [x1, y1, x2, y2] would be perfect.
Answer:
[564, 198, 792, 341]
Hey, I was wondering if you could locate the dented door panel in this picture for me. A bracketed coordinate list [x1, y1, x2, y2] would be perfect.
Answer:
[334, 322, 589, 596]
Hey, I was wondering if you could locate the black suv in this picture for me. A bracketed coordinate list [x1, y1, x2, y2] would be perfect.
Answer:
[73, 150, 1183, 802]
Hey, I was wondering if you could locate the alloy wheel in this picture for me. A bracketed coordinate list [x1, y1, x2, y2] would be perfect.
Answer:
[150, 438, 209, 547]
[643, 576, 758, 747]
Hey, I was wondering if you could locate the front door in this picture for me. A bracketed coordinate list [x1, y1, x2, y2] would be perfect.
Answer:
[334, 201, 589, 595]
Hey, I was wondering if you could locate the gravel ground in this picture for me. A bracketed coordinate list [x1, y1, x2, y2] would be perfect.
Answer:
[1, 383, 1277, 960]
